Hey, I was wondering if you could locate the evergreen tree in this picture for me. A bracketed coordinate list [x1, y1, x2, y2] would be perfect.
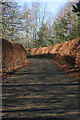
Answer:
[72, 0, 80, 16]
[52, 1, 80, 44]
[2, 1, 23, 41]
[37, 24, 53, 47]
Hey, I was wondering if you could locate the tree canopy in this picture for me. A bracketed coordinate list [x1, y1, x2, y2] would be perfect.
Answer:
[1, 0, 80, 48]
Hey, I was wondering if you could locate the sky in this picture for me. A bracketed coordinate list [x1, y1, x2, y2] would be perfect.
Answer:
[16, 0, 74, 2]
[47, 2, 66, 15]
[18, 0, 68, 16]
[16, 0, 77, 17]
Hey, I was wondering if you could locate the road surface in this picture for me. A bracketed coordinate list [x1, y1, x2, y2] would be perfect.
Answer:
[2, 58, 79, 118]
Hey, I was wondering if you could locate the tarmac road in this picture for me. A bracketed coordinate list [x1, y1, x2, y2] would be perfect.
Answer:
[2, 58, 79, 119]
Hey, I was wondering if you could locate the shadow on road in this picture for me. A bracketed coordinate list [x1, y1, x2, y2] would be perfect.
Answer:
[2, 58, 79, 119]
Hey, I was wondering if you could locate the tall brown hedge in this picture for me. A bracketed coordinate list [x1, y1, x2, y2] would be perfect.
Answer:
[26, 38, 80, 67]
[2, 38, 26, 73]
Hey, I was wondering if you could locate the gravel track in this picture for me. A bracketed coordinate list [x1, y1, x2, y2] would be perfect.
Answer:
[2, 58, 79, 119]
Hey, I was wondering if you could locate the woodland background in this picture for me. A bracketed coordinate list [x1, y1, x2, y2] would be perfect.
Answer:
[1, 0, 80, 48]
